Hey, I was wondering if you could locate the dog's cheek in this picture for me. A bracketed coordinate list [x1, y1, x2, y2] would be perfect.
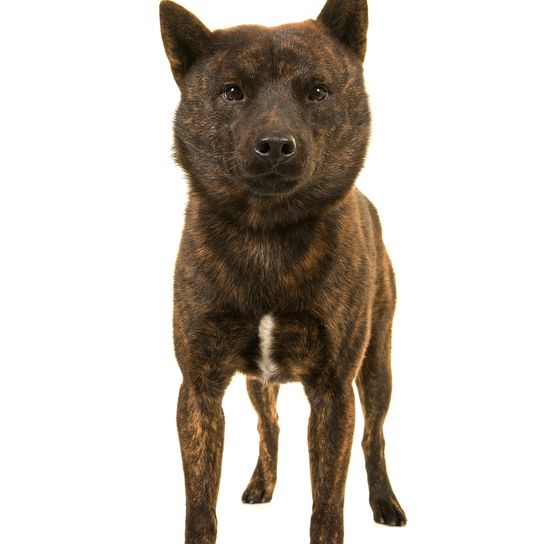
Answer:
[305, 99, 350, 172]
[303, 98, 369, 192]
[176, 80, 235, 175]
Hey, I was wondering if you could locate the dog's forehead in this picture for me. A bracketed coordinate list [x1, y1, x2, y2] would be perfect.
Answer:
[210, 21, 349, 82]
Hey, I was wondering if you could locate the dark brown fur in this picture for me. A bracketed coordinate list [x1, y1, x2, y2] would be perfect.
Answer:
[159, 1, 406, 541]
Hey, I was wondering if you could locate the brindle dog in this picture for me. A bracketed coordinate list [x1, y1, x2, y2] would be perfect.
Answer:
[159, 0, 406, 541]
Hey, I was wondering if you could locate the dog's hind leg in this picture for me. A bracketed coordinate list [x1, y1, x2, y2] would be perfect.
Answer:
[242, 378, 280, 504]
[355, 267, 407, 526]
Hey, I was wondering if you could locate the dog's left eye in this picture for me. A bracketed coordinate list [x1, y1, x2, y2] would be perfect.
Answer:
[223, 85, 244, 101]
[308, 85, 329, 101]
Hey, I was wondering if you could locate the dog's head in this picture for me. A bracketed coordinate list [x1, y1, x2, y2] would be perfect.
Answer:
[160, 0, 371, 226]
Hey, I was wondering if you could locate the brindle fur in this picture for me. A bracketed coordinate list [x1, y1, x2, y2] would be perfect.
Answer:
[160, 0, 406, 541]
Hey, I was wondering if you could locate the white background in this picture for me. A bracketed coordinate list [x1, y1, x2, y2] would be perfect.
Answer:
[1, 1, 543, 543]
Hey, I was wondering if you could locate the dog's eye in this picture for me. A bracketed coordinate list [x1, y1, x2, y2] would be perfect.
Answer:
[308, 85, 329, 101]
[223, 85, 244, 101]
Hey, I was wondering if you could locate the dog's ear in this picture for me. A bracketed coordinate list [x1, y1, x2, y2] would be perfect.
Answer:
[317, 0, 368, 61]
[159, 1, 212, 88]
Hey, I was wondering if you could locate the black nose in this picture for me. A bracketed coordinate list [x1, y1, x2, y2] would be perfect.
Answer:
[254, 133, 297, 164]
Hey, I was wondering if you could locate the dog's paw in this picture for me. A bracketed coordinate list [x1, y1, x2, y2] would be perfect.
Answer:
[370, 495, 407, 527]
[241, 478, 274, 504]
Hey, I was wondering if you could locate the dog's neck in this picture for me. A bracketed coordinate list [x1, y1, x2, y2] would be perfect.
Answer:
[187, 177, 356, 234]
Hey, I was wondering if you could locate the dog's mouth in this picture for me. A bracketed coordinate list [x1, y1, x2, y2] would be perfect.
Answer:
[242, 173, 300, 197]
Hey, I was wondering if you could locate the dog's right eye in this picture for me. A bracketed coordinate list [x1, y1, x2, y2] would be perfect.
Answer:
[223, 85, 244, 101]
[308, 85, 329, 102]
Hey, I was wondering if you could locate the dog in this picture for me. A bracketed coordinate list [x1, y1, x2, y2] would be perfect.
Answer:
[159, 0, 406, 541]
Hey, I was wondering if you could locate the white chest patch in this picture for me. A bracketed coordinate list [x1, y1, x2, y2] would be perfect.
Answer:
[257, 314, 278, 382]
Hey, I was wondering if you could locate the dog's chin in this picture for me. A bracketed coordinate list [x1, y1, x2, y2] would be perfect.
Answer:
[242, 174, 300, 197]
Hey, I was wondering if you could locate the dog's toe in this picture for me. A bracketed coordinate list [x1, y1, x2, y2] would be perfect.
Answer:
[371, 496, 407, 527]
[242, 479, 274, 504]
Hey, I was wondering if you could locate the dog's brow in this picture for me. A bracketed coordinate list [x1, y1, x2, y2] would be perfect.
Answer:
[219, 64, 261, 81]
[215, 59, 332, 89]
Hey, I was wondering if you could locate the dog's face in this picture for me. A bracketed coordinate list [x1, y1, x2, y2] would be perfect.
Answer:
[160, 0, 370, 221]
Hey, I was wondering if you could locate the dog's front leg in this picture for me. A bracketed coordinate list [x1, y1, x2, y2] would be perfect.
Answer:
[177, 379, 227, 544]
[304, 381, 355, 544]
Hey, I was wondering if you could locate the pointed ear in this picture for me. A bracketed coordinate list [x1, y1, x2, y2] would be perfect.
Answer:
[317, 0, 368, 61]
[159, 1, 212, 88]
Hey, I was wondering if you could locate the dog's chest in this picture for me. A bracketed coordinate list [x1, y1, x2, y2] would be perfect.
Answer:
[239, 310, 332, 384]
[256, 314, 278, 382]
[199, 222, 329, 314]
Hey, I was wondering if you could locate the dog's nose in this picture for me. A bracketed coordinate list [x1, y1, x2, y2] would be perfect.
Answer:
[254, 133, 297, 164]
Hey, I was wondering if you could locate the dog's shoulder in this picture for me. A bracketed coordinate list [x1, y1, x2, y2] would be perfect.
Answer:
[354, 188, 381, 238]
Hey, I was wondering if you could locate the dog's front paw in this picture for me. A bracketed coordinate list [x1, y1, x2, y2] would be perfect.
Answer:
[242, 478, 275, 504]
[370, 495, 407, 527]
[310, 510, 343, 544]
